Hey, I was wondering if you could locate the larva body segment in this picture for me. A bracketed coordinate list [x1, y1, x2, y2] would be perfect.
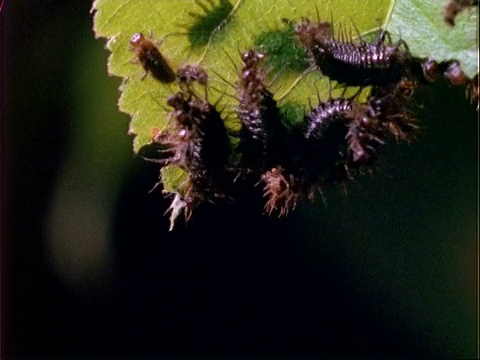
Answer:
[367, 85, 419, 143]
[304, 98, 353, 139]
[301, 98, 354, 187]
[235, 50, 288, 173]
[295, 19, 412, 87]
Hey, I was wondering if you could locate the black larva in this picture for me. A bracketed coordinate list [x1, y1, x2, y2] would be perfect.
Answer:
[295, 19, 412, 87]
[154, 89, 232, 218]
[235, 50, 288, 173]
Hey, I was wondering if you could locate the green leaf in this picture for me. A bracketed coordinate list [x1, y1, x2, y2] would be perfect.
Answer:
[386, 0, 478, 78]
[92, 0, 393, 153]
[160, 164, 188, 194]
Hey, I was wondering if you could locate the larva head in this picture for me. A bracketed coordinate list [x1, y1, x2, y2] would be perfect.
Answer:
[421, 58, 442, 83]
[443, 60, 466, 86]
[167, 93, 187, 109]
[294, 19, 332, 48]
[241, 50, 265, 66]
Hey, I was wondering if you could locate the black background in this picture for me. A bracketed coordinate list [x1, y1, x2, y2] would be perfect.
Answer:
[1, 1, 477, 358]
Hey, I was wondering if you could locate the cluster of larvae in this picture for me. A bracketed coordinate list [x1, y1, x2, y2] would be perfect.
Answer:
[128, 16, 478, 228]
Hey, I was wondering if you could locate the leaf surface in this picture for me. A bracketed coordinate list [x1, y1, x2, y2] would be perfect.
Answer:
[93, 0, 393, 152]
[386, 0, 478, 78]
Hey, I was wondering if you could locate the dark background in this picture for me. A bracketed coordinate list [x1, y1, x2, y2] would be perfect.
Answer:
[1, 1, 477, 358]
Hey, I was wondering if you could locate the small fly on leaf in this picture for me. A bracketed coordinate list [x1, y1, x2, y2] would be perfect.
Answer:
[128, 31, 176, 83]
